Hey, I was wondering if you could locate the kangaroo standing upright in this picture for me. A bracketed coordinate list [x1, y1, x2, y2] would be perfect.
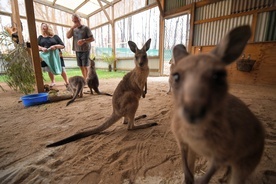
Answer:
[167, 58, 175, 94]
[66, 76, 86, 106]
[86, 57, 112, 96]
[171, 25, 265, 184]
[47, 38, 157, 147]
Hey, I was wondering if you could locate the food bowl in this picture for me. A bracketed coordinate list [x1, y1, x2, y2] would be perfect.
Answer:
[21, 93, 49, 107]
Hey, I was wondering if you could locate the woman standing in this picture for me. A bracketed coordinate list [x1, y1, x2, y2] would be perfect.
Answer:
[38, 23, 69, 87]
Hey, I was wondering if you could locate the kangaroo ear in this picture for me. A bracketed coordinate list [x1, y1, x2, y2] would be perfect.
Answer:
[172, 44, 189, 64]
[128, 41, 138, 53]
[211, 25, 251, 65]
[142, 38, 151, 51]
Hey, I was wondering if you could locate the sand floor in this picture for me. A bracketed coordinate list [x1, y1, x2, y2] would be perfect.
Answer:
[0, 77, 275, 184]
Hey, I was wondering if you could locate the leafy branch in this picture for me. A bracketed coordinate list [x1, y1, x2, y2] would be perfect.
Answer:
[0, 30, 35, 94]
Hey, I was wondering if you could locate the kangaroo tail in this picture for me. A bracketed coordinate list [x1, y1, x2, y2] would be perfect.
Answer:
[66, 99, 74, 106]
[94, 88, 112, 96]
[99, 92, 112, 96]
[66, 86, 82, 106]
[46, 113, 121, 147]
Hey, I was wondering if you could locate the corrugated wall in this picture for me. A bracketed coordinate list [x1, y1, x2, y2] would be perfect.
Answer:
[193, 0, 276, 46]
[165, 0, 201, 11]
[231, 0, 275, 13]
[255, 10, 276, 42]
[194, 15, 253, 46]
[195, 0, 232, 20]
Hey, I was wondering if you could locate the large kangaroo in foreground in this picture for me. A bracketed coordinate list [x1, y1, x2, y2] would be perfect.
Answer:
[86, 57, 112, 96]
[47, 38, 157, 147]
[171, 25, 265, 184]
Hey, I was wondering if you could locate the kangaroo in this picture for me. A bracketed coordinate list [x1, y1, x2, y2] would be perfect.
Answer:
[66, 76, 86, 106]
[86, 57, 112, 96]
[167, 58, 175, 94]
[47, 38, 157, 147]
[170, 25, 265, 184]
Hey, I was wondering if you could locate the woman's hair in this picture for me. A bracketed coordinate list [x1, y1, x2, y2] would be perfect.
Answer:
[41, 23, 54, 36]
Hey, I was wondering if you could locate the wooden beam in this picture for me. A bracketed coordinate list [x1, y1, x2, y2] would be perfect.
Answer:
[86, 4, 112, 18]
[87, 3, 158, 32]
[10, 0, 24, 44]
[74, 0, 90, 13]
[25, 0, 44, 93]
[111, 5, 116, 70]
[34, 0, 87, 18]
[0, 11, 71, 28]
[195, 0, 224, 8]
[156, 0, 164, 17]
[101, 0, 112, 5]
[97, 0, 111, 24]
[114, 2, 157, 22]
[164, 4, 191, 19]
[158, 13, 165, 75]
[188, 3, 195, 52]
[250, 13, 258, 42]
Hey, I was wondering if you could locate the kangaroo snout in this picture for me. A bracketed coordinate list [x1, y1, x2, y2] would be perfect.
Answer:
[136, 55, 147, 67]
[139, 62, 144, 67]
[182, 104, 207, 123]
[179, 75, 209, 123]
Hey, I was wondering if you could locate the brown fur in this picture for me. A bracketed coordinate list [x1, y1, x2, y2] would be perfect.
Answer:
[86, 57, 112, 96]
[66, 76, 86, 106]
[171, 25, 265, 184]
[167, 58, 175, 94]
[47, 38, 157, 147]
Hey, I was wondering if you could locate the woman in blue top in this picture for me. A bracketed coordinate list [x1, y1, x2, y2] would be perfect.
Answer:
[38, 23, 69, 87]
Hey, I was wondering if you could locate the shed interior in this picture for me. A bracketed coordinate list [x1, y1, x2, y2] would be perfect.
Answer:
[0, 0, 275, 91]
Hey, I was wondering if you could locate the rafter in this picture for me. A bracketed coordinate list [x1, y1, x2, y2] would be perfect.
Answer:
[97, 0, 111, 23]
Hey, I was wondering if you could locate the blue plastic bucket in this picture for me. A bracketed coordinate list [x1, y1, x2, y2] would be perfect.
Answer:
[21, 93, 49, 107]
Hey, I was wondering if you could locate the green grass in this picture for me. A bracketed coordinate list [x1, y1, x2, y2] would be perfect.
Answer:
[0, 68, 127, 83]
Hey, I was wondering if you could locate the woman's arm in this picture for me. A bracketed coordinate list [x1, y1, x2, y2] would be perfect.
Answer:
[37, 35, 47, 52]
[49, 35, 65, 50]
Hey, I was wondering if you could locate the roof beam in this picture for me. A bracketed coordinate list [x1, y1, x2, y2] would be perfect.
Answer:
[52, 0, 57, 6]
[156, 0, 164, 17]
[33, 0, 87, 18]
[74, 0, 90, 13]
[101, 0, 112, 5]
[97, 0, 111, 23]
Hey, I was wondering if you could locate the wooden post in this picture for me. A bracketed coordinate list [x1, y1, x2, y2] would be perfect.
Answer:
[188, 3, 195, 53]
[159, 13, 165, 76]
[10, 0, 24, 44]
[24, 0, 44, 93]
[111, 4, 116, 71]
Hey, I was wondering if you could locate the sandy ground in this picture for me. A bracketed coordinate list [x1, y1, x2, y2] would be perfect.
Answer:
[0, 77, 275, 184]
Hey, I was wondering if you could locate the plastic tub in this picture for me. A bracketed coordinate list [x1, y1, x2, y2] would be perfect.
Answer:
[21, 93, 49, 107]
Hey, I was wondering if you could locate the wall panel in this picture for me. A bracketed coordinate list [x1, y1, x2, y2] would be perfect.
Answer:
[192, 42, 276, 85]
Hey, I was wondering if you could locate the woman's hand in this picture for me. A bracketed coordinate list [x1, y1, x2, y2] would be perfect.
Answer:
[41, 47, 48, 52]
[49, 45, 57, 50]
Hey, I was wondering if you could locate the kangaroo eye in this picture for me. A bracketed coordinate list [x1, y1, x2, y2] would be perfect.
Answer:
[173, 73, 180, 82]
